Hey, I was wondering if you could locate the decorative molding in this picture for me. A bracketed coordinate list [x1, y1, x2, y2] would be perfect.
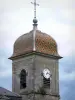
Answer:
[9, 51, 62, 60]
[20, 90, 60, 98]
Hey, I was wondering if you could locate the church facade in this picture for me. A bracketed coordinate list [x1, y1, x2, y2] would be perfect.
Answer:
[9, 18, 62, 100]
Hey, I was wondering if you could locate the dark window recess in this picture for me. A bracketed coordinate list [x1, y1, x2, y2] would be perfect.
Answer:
[43, 77, 50, 88]
[20, 69, 26, 89]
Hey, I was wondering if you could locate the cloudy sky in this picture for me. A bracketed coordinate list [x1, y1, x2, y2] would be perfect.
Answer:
[0, 0, 75, 100]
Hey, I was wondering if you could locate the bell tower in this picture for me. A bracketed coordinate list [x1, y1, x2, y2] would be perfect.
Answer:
[9, 29, 62, 100]
[9, 0, 62, 100]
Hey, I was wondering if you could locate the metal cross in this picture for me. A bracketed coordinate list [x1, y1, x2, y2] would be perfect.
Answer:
[31, 0, 39, 19]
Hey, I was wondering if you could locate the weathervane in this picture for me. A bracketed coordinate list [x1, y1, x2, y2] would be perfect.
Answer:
[31, 0, 39, 19]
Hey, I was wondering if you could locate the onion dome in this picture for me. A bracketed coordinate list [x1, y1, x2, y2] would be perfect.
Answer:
[10, 30, 61, 59]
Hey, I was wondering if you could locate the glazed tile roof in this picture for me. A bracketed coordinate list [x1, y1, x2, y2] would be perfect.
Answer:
[35, 31, 57, 55]
[10, 30, 60, 59]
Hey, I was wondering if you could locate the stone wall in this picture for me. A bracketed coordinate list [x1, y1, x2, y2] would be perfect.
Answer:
[12, 54, 59, 100]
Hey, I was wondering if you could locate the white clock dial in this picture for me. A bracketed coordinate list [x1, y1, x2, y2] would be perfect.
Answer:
[43, 69, 50, 79]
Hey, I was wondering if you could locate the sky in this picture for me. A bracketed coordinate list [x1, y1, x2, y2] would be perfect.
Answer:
[0, 0, 75, 100]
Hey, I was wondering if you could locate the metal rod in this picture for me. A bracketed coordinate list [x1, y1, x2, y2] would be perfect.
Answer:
[31, 0, 39, 19]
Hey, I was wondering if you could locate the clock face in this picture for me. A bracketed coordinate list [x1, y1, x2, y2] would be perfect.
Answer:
[43, 69, 50, 79]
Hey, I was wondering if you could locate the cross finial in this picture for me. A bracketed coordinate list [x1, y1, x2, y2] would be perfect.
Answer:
[31, 0, 39, 25]
[31, 0, 39, 19]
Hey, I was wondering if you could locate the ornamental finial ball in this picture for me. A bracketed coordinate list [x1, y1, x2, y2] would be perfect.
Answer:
[33, 18, 38, 24]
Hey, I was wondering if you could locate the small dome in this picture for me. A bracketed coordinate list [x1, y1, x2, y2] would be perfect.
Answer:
[11, 30, 59, 58]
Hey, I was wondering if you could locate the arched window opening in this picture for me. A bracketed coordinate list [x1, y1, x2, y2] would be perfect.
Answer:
[20, 69, 26, 89]
[43, 77, 50, 88]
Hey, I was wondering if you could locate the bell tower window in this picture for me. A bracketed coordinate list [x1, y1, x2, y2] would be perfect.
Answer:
[20, 69, 26, 89]
[43, 77, 50, 88]
[42, 69, 51, 88]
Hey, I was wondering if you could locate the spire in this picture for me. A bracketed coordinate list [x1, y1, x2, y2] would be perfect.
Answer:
[31, 0, 39, 51]
[31, 0, 39, 28]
